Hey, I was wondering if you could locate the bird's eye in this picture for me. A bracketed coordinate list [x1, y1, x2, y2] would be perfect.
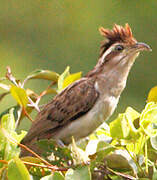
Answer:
[114, 45, 124, 51]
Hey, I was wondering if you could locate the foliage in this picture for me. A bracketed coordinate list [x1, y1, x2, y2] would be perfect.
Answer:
[0, 66, 157, 179]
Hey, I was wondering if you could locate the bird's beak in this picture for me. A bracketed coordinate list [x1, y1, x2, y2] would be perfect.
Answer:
[134, 42, 152, 52]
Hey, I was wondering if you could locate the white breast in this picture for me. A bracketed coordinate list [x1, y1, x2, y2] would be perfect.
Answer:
[54, 90, 119, 144]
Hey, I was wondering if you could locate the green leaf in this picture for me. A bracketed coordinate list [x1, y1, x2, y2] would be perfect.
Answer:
[110, 107, 141, 141]
[147, 86, 157, 103]
[141, 102, 157, 123]
[126, 134, 146, 155]
[58, 66, 70, 92]
[88, 141, 116, 171]
[12, 130, 27, 144]
[0, 105, 20, 120]
[85, 139, 114, 157]
[104, 150, 137, 172]
[62, 72, 82, 89]
[96, 142, 116, 163]
[150, 136, 157, 150]
[1, 108, 15, 132]
[25, 69, 59, 82]
[0, 109, 27, 160]
[140, 102, 157, 137]
[110, 114, 130, 139]
[41, 172, 64, 180]
[0, 110, 16, 160]
[2, 128, 27, 160]
[37, 139, 72, 166]
[41, 174, 54, 180]
[88, 123, 112, 144]
[125, 107, 140, 125]
[57, 67, 82, 92]
[52, 172, 64, 180]
[8, 157, 30, 180]
[65, 166, 91, 180]
[124, 107, 140, 140]
[10, 85, 28, 107]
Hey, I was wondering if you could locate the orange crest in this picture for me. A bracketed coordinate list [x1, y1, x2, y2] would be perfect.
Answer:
[99, 24, 137, 57]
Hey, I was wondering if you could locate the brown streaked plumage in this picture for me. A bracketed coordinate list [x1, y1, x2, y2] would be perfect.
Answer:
[21, 24, 151, 156]
[23, 78, 99, 143]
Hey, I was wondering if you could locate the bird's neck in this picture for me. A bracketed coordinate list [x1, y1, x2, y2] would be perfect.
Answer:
[87, 55, 138, 97]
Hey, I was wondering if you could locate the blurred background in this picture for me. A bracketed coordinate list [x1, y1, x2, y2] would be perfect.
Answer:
[0, 0, 156, 129]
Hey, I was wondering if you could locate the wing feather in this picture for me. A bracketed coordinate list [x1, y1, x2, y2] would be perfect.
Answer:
[22, 78, 99, 143]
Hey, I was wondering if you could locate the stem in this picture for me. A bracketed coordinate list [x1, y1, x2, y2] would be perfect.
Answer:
[124, 146, 144, 177]
[6, 66, 18, 86]
[138, 133, 143, 155]
[0, 155, 68, 171]
[0, 160, 8, 164]
[107, 167, 136, 180]
[19, 143, 52, 167]
[22, 161, 67, 171]
[39, 81, 57, 97]
[23, 108, 33, 122]
[145, 137, 148, 174]
[0, 150, 67, 172]
[28, 97, 40, 112]
[15, 107, 23, 129]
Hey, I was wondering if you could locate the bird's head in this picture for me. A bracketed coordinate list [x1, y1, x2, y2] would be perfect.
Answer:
[97, 24, 151, 70]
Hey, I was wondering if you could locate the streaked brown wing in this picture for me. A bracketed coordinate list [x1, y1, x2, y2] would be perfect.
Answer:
[22, 78, 99, 143]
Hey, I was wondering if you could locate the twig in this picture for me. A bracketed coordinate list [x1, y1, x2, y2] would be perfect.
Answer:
[27, 97, 40, 112]
[22, 161, 67, 171]
[0, 156, 68, 171]
[15, 107, 23, 128]
[6, 66, 18, 86]
[39, 81, 57, 97]
[145, 136, 148, 174]
[35, 81, 57, 108]
[0, 160, 8, 164]
[19, 143, 69, 171]
[123, 145, 145, 177]
[107, 167, 136, 180]
[18, 143, 52, 167]
[23, 108, 33, 122]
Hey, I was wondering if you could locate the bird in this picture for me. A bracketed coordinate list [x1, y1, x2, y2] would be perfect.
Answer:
[21, 23, 151, 156]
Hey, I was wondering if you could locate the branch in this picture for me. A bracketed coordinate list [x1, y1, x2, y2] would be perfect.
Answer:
[0, 160, 8, 164]
[23, 108, 33, 122]
[22, 161, 68, 171]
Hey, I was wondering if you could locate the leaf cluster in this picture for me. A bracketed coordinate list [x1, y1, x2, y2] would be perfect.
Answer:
[0, 67, 157, 179]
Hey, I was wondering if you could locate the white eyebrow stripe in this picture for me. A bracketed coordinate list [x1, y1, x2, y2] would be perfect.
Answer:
[100, 42, 123, 64]
[99, 46, 113, 64]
